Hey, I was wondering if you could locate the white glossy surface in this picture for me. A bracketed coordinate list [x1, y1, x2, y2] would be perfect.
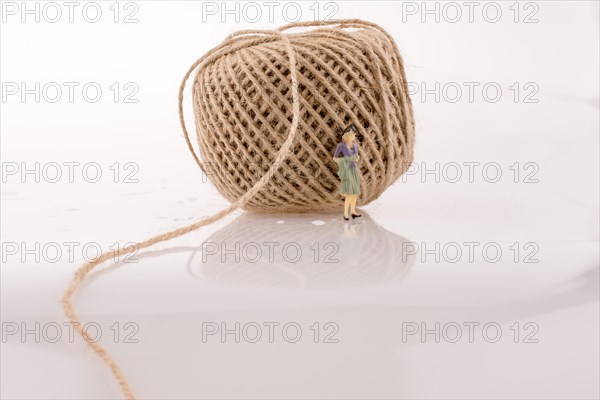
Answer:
[1, 1, 599, 399]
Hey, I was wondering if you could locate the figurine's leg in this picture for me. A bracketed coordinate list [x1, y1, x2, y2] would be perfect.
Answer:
[350, 195, 357, 214]
[350, 195, 362, 218]
[344, 195, 351, 219]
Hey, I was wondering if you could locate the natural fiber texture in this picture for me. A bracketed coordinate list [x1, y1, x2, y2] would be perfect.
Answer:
[188, 19, 415, 212]
[61, 19, 414, 400]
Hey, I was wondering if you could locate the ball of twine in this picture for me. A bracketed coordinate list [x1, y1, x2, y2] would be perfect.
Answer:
[181, 19, 415, 213]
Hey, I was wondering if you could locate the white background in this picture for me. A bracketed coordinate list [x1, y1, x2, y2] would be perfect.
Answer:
[1, 1, 599, 399]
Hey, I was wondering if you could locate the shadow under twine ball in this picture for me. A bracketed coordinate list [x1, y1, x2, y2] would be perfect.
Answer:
[191, 20, 415, 213]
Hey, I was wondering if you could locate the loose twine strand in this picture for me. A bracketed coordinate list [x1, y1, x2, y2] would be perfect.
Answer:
[60, 19, 400, 400]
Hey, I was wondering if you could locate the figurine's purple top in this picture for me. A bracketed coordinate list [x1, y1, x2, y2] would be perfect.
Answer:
[334, 142, 359, 168]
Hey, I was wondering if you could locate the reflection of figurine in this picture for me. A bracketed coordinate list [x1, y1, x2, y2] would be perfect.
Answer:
[333, 124, 362, 220]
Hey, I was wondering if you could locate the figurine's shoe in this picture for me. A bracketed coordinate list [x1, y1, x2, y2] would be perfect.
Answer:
[343, 216, 350, 221]
[351, 213, 362, 219]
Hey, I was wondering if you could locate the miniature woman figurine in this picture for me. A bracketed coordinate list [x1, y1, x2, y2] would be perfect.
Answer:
[333, 124, 362, 220]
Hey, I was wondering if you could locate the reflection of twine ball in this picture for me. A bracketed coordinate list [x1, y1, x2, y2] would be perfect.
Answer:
[191, 212, 414, 288]
[191, 20, 415, 213]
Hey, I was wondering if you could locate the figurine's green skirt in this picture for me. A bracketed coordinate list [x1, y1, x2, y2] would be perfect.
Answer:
[336, 156, 361, 195]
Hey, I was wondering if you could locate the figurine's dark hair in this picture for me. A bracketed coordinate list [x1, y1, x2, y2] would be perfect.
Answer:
[339, 124, 357, 136]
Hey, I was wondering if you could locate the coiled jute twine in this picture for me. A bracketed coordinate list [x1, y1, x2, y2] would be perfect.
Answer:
[61, 19, 415, 399]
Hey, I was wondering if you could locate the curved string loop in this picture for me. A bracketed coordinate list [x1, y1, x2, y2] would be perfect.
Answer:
[64, 29, 301, 400]
[179, 28, 284, 173]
